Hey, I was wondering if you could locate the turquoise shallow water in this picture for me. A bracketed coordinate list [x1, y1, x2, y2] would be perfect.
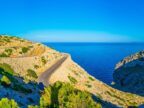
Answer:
[44, 43, 144, 84]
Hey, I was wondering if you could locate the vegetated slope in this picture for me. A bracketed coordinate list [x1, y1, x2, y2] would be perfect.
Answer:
[0, 35, 144, 108]
[0, 63, 40, 107]
[113, 50, 144, 96]
[0, 64, 101, 108]
[48, 54, 144, 107]
[0, 35, 64, 82]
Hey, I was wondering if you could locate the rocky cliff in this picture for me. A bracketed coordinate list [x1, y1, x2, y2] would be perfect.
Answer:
[113, 50, 144, 96]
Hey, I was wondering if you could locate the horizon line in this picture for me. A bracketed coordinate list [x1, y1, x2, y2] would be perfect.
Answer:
[42, 42, 144, 44]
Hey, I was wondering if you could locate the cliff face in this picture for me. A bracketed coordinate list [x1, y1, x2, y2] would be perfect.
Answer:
[113, 50, 144, 96]
[115, 51, 144, 69]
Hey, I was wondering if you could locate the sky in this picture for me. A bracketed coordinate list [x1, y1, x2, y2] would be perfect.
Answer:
[0, 0, 144, 42]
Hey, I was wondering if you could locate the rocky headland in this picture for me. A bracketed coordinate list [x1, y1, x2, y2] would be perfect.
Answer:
[113, 50, 144, 97]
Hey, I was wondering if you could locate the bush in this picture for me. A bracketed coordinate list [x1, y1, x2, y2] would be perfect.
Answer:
[1, 75, 11, 86]
[40, 87, 51, 107]
[0, 63, 14, 75]
[0, 98, 19, 108]
[34, 65, 39, 69]
[41, 57, 47, 65]
[5, 49, 13, 56]
[0, 53, 8, 57]
[28, 105, 39, 108]
[89, 76, 95, 81]
[85, 83, 92, 88]
[40, 81, 102, 108]
[22, 47, 29, 53]
[27, 69, 38, 79]
[68, 76, 77, 84]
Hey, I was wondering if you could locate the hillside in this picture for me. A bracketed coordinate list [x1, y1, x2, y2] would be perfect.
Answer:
[0, 35, 144, 107]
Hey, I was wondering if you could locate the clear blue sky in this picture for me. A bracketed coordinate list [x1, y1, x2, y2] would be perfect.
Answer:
[0, 0, 144, 42]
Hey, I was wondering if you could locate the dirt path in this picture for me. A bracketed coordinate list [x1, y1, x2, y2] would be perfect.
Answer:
[38, 54, 68, 86]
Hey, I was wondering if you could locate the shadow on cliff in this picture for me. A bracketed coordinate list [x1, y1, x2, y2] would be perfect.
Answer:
[0, 67, 43, 107]
[92, 95, 121, 108]
[113, 58, 144, 97]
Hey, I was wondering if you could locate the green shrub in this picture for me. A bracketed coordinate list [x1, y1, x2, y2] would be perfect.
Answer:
[0, 63, 14, 75]
[1, 75, 11, 86]
[5, 49, 13, 56]
[40, 81, 102, 108]
[96, 94, 103, 99]
[0, 98, 19, 108]
[68, 76, 77, 84]
[3, 38, 10, 42]
[40, 87, 51, 107]
[28, 105, 39, 108]
[34, 65, 39, 69]
[27, 69, 38, 79]
[41, 57, 47, 65]
[22, 47, 29, 53]
[85, 83, 92, 88]
[89, 76, 95, 81]
[0, 53, 8, 57]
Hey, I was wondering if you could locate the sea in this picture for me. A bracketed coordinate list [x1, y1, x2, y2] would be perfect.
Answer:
[44, 43, 144, 85]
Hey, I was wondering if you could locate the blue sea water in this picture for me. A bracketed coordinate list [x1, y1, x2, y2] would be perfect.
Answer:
[44, 43, 144, 85]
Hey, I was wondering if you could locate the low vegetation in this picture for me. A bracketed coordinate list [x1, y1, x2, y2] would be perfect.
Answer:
[39, 81, 102, 108]
[0, 75, 11, 86]
[0, 64, 33, 94]
[41, 56, 47, 65]
[0, 79, 102, 108]
[34, 65, 39, 69]
[68, 75, 77, 84]
[5, 48, 13, 56]
[89, 76, 95, 81]
[0, 63, 14, 75]
[21, 47, 30, 53]
[27, 69, 38, 79]
[0, 98, 19, 108]
[85, 83, 92, 88]
[0, 53, 8, 57]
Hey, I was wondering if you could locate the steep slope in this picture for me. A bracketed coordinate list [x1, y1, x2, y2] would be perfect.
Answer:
[0, 65, 101, 108]
[46, 54, 144, 107]
[0, 35, 144, 107]
[113, 50, 144, 96]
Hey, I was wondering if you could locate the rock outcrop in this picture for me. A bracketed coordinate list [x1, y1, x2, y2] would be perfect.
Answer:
[113, 50, 144, 96]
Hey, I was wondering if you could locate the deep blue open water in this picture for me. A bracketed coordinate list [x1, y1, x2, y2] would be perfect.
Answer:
[44, 43, 144, 84]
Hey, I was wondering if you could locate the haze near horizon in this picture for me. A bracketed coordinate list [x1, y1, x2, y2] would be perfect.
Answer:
[0, 0, 144, 42]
